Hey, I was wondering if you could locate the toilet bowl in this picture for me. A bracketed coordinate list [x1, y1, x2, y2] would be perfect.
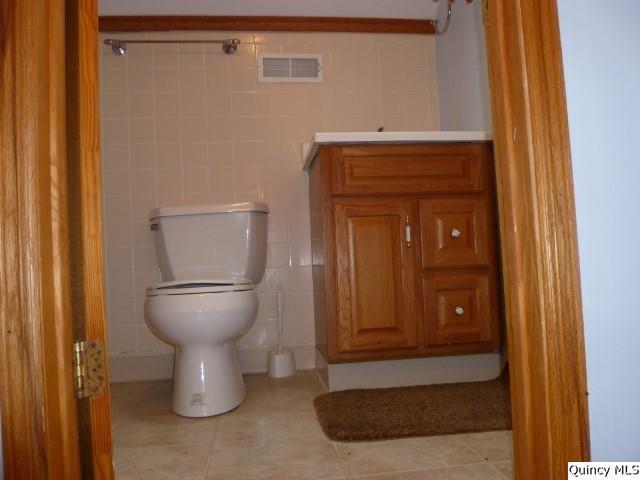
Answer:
[143, 202, 269, 417]
[145, 281, 258, 417]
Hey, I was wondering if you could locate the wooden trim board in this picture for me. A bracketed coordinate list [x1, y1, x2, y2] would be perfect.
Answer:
[98, 15, 436, 34]
[66, 0, 115, 478]
[485, 0, 590, 477]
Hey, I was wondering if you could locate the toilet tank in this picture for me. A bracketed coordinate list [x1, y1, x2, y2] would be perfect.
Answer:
[149, 202, 269, 284]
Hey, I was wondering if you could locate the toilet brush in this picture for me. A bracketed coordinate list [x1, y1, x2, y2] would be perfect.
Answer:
[267, 286, 296, 378]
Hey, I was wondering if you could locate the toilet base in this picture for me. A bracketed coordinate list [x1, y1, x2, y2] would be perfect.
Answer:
[172, 342, 246, 417]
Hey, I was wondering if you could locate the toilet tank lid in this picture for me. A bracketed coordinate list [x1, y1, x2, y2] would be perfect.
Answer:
[150, 201, 269, 220]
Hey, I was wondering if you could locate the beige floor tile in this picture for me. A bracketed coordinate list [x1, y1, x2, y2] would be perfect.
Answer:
[333, 435, 480, 476]
[238, 372, 319, 410]
[458, 431, 513, 462]
[111, 380, 174, 424]
[113, 413, 218, 448]
[490, 461, 514, 479]
[214, 409, 324, 452]
[110, 372, 513, 480]
[115, 444, 209, 480]
[306, 369, 329, 396]
[351, 464, 505, 479]
[206, 434, 346, 480]
[439, 442, 486, 467]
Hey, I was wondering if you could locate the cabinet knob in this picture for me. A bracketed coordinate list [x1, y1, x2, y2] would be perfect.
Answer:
[454, 306, 465, 316]
[451, 228, 462, 238]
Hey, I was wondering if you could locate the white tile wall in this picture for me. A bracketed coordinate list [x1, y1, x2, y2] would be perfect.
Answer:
[99, 31, 440, 367]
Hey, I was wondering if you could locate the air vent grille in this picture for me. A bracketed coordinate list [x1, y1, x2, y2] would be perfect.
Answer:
[259, 54, 323, 83]
[263, 57, 290, 78]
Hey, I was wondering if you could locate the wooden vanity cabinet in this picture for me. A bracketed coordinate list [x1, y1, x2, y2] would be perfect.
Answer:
[309, 142, 501, 363]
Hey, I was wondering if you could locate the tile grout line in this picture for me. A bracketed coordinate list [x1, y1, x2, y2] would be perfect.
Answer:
[203, 418, 219, 479]
[487, 461, 513, 480]
[458, 431, 513, 464]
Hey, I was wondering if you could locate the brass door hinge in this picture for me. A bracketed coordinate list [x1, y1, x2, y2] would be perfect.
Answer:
[73, 340, 106, 399]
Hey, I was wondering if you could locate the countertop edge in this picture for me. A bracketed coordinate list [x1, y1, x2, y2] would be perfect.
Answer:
[301, 131, 493, 171]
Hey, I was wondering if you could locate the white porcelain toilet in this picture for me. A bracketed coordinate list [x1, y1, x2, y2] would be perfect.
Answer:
[144, 202, 268, 417]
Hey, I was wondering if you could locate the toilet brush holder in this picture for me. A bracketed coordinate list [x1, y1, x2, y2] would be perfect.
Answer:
[268, 350, 296, 378]
[268, 286, 295, 378]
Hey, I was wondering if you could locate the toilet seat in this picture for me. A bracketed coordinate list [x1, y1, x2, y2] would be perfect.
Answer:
[146, 278, 255, 296]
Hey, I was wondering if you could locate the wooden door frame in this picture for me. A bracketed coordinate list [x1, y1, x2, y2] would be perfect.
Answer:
[1, 0, 113, 479]
[0, 1, 83, 478]
[66, 0, 114, 477]
[0, 0, 589, 479]
[485, 0, 591, 476]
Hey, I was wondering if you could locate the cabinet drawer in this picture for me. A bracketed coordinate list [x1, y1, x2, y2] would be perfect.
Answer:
[331, 144, 488, 195]
[423, 273, 497, 347]
[420, 198, 490, 267]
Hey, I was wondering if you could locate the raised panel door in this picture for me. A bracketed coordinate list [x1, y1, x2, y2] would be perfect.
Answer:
[423, 273, 497, 347]
[334, 200, 420, 352]
[420, 198, 490, 267]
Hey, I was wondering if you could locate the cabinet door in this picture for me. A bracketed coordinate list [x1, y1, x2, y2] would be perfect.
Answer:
[334, 200, 420, 352]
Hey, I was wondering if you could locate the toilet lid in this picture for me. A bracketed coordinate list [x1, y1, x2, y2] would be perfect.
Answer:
[146, 278, 254, 296]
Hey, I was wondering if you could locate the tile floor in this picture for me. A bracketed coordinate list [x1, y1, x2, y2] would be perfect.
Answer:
[111, 371, 514, 479]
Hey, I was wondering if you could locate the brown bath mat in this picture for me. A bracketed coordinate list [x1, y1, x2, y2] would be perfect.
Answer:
[313, 370, 511, 441]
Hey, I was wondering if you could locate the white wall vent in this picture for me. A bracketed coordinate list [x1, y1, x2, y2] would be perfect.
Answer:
[258, 54, 323, 83]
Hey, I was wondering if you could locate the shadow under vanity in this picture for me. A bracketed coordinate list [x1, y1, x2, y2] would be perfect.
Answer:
[304, 132, 504, 391]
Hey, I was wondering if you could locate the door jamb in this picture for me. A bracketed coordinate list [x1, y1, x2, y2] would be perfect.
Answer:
[485, 0, 591, 477]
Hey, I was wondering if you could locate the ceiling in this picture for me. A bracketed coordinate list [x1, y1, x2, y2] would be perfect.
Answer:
[98, 0, 440, 19]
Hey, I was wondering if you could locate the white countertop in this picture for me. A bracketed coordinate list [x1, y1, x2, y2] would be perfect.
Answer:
[302, 131, 493, 170]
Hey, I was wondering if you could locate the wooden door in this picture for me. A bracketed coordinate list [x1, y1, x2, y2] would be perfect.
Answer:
[334, 200, 421, 352]
[0, 0, 114, 478]
[0, 2, 83, 478]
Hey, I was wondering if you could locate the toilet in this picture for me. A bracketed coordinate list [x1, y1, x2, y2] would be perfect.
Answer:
[144, 202, 268, 417]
